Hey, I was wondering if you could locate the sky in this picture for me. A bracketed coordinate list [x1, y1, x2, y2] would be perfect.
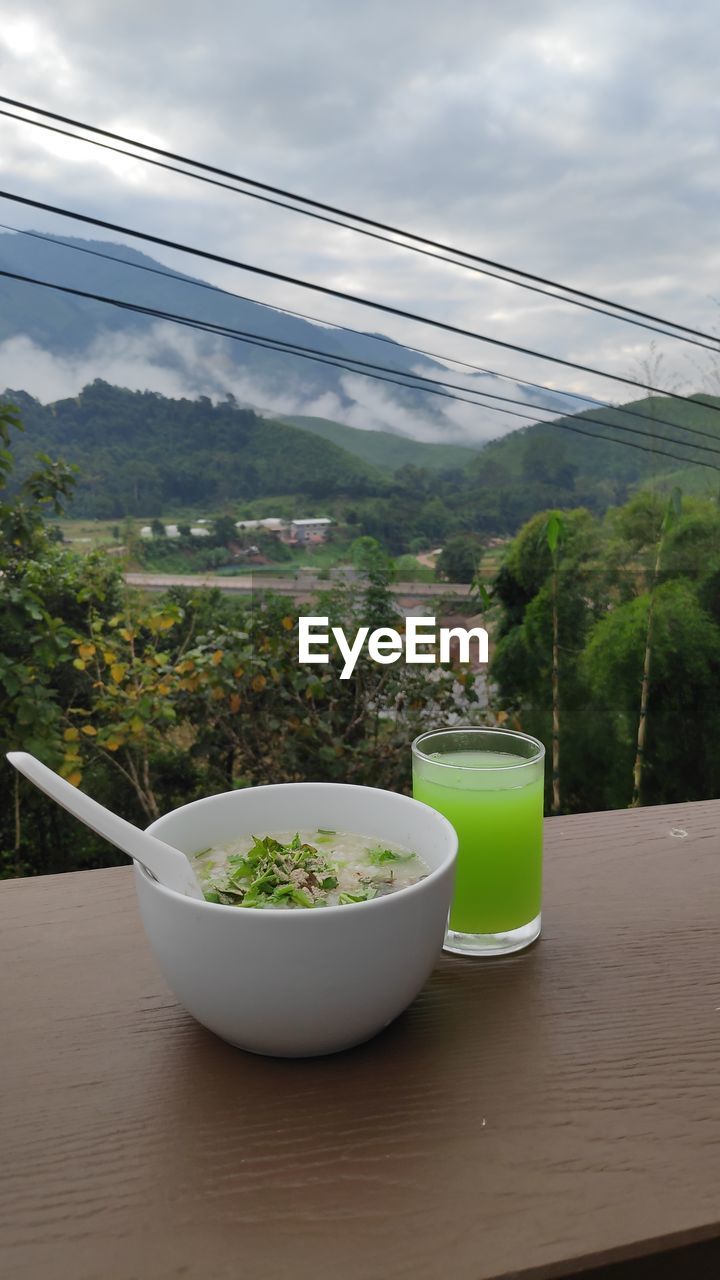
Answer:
[0, 0, 719, 442]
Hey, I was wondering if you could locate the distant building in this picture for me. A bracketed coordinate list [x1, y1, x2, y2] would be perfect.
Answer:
[140, 515, 333, 544]
[235, 517, 287, 532]
[290, 518, 332, 545]
[140, 523, 209, 539]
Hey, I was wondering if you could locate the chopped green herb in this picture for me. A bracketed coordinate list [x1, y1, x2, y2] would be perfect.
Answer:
[200, 833, 338, 910]
[338, 888, 378, 904]
[366, 845, 415, 865]
[196, 831, 424, 909]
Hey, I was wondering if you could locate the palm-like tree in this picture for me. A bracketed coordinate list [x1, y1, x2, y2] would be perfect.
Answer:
[545, 513, 564, 815]
[631, 488, 681, 807]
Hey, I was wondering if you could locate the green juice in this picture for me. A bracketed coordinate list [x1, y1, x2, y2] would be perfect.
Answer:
[413, 749, 543, 935]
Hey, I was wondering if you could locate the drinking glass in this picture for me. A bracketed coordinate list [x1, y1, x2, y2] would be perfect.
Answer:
[412, 727, 545, 956]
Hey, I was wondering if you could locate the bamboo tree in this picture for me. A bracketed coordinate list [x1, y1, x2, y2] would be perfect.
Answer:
[545, 513, 564, 815]
[630, 487, 682, 807]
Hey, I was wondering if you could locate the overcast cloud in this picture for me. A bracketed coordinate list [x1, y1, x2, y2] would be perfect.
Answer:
[0, 0, 719, 440]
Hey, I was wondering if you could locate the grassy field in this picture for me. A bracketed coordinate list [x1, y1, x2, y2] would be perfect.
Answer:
[55, 518, 127, 550]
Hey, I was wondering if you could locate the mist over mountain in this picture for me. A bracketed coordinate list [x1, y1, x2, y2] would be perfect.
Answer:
[0, 230, 573, 444]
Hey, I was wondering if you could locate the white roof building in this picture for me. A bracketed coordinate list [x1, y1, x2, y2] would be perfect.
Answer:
[235, 517, 287, 531]
[140, 523, 209, 538]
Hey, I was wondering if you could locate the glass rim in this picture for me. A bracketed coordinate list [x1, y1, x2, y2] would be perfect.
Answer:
[411, 726, 545, 771]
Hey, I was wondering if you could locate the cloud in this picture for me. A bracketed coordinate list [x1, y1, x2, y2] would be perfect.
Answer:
[1, 327, 213, 402]
[0, 318, 545, 445]
[0, 0, 718, 427]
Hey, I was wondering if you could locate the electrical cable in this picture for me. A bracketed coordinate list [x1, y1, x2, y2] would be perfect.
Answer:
[3, 222, 718, 447]
[2, 94, 718, 350]
[1, 108, 718, 357]
[2, 265, 718, 473]
[3, 187, 720, 424]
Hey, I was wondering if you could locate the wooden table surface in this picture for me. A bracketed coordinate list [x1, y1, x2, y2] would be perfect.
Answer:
[3, 800, 720, 1280]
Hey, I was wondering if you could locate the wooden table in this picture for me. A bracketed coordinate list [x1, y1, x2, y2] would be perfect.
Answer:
[3, 800, 720, 1280]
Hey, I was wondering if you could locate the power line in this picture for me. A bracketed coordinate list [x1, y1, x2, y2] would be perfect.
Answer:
[0, 223, 620, 406]
[551, 417, 711, 464]
[3, 187, 720, 425]
[5, 223, 720, 449]
[3, 94, 718, 351]
[2, 110, 719, 359]
[2, 265, 718, 474]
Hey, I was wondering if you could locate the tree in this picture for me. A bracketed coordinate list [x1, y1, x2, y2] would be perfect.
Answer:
[545, 512, 565, 814]
[211, 514, 237, 547]
[630, 488, 681, 807]
[583, 580, 720, 807]
[491, 508, 605, 812]
[349, 536, 398, 628]
[436, 534, 484, 583]
[63, 599, 186, 819]
[0, 403, 97, 871]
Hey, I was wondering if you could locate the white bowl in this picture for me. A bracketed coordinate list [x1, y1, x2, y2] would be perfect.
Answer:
[135, 782, 457, 1057]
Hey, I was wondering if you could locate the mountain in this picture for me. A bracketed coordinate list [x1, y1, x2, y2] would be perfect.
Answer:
[4, 377, 719, 534]
[0, 230, 572, 439]
[4, 382, 383, 517]
[278, 414, 483, 471]
[475, 393, 720, 486]
[438, 392, 720, 536]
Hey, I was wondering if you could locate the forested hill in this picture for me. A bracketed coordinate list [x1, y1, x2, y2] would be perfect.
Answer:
[4, 382, 383, 515]
[476, 393, 720, 498]
[0, 229, 565, 430]
[3, 381, 720, 535]
[279, 414, 482, 471]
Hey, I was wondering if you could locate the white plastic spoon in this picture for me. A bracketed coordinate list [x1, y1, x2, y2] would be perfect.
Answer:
[7, 751, 205, 900]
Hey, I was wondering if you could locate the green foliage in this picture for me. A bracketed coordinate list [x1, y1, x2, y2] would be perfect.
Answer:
[7, 376, 720, 876]
[0, 403, 121, 873]
[279, 414, 482, 472]
[661, 502, 720, 580]
[436, 533, 484, 583]
[504, 508, 597, 597]
[491, 493, 720, 813]
[10, 381, 720, 553]
[0, 412, 482, 874]
[392, 553, 433, 582]
[211, 514, 238, 546]
[137, 540, 230, 573]
[545, 512, 564, 555]
[583, 581, 720, 805]
[8, 383, 384, 518]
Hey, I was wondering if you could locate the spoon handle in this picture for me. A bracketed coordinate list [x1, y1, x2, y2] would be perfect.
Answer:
[7, 751, 204, 899]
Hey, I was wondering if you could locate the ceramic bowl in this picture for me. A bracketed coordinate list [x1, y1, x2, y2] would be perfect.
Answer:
[134, 782, 457, 1057]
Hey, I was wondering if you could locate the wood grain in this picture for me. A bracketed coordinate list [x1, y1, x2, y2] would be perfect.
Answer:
[2, 799, 720, 1279]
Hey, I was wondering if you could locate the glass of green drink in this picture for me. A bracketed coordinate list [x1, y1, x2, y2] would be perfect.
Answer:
[412, 727, 545, 957]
